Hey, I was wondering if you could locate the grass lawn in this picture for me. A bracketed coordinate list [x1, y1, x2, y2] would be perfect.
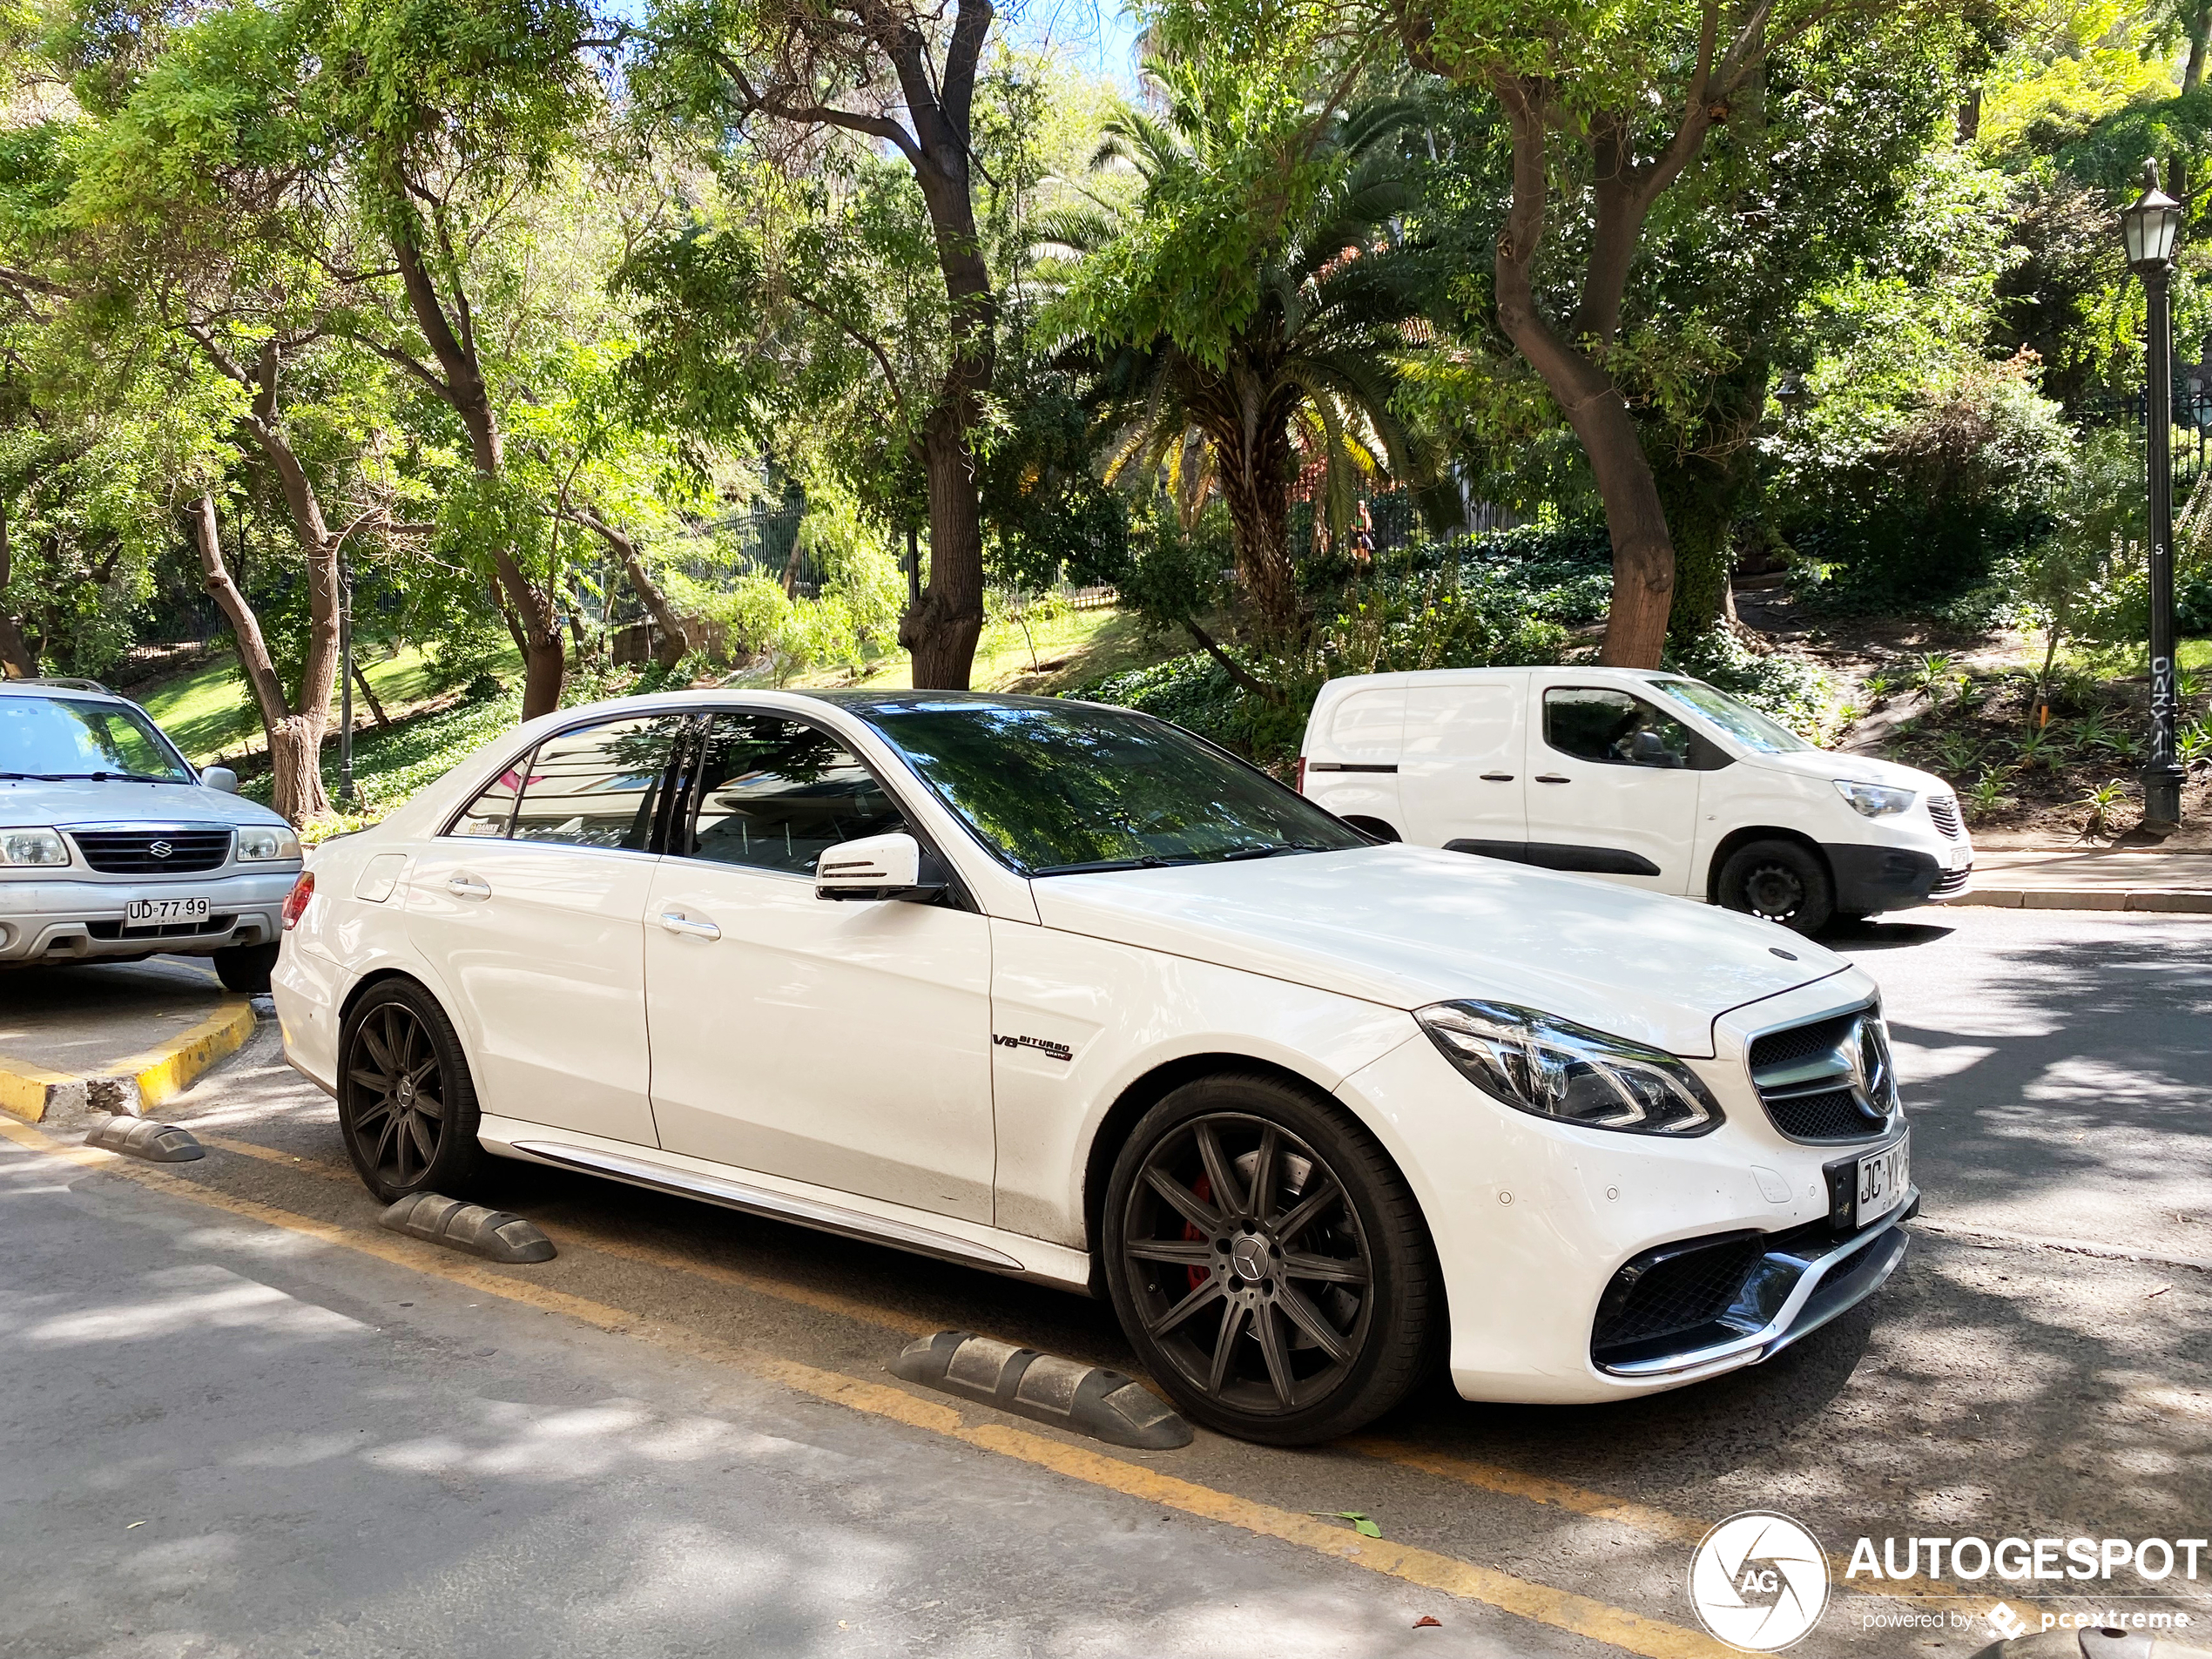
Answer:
[825, 604, 1175, 695]
[138, 644, 517, 765]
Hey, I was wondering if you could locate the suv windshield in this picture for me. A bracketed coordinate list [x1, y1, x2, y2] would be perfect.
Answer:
[0, 694, 194, 782]
[1648, 678, 1816, 756]
[846, 698, 1366, 875]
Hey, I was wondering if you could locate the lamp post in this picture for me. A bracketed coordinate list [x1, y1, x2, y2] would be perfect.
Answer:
[337, 552, 355, 810]
[2122, 158, 2188, 827]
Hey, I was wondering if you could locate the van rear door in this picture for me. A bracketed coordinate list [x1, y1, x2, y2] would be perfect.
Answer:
[1398, 681, 1526, 852]
[1303, 684, 1405, 835]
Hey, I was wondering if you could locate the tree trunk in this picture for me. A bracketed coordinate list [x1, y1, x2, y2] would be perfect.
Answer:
[351, 655, 391, 728]
[905, 404, 988, 687]
[573, 508, 690, 671]
[1214, 424, 1300, 640]
[388, 208, 566, 718]
[191, 495, 330, 825]
[1656, 365, 1769, 644]
[0, 499, 38, 678]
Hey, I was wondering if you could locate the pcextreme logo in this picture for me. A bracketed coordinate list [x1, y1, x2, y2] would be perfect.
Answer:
[1689, 1511, 1832, 1652]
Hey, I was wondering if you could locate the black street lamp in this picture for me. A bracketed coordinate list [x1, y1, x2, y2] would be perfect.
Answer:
[2122, 158, 2188, 827]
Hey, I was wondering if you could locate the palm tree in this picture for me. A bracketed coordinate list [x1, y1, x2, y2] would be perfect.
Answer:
[1039, 82, 1440, 641]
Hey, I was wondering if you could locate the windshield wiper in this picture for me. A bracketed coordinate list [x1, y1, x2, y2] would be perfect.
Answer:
[1030, 854, 1191, 876]
[34, 771, 179, 784]
[1218, 841, 1332, 861]
[0, 772, 71, 781]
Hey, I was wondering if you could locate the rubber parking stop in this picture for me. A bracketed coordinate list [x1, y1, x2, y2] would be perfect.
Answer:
[84, 1117, 205, 1163]
[888, 1330, 1193, 1450]
[379, 1192, 556, 1264]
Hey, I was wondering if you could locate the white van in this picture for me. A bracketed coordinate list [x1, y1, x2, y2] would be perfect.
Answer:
[1298, 666, 1972, 932]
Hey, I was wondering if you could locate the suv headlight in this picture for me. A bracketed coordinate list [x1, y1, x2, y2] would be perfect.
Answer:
[0, 827, 70, 867]
[1416, 1000, 1722, 1136]
[235, 825, 302, 862]
[1834, 779, 1914, 819]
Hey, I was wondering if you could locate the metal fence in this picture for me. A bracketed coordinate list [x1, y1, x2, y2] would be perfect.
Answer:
[2080, 386, 2212, 488]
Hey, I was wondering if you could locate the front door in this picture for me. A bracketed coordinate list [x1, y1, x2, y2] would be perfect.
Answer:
[402, 712, 689, 1144]
[1521, 682, 1705, 894]
[643, 711, 995, 1224]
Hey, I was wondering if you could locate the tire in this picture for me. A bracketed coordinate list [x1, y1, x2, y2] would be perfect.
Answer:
[1101, 1072, 1440, 1447]
[212, 941, 280, 993]
[1341, 817, 1400, 844]
[337, 979, 488, 1204]
[1716, 839, 1835, 934]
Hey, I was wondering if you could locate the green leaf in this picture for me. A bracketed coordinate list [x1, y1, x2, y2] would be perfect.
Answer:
[1312, 1510, 1382, 1538]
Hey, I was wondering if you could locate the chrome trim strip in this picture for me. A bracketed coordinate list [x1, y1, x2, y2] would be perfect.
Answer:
[510, 1140, 1025, 1272]
[1599, 1190, 1917, 1379]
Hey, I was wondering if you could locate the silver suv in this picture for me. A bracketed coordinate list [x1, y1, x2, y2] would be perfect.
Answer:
[0, 678, 304, 990]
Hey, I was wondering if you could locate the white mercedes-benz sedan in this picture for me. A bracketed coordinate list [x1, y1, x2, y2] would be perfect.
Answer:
[273, 690, 1916, 1445]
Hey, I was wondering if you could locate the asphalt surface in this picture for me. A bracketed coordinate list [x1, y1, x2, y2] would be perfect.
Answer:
[4, 907, 2211, 1659]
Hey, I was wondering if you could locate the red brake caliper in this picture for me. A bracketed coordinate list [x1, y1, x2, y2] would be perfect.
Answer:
[1184, 1174, 1213, 1294]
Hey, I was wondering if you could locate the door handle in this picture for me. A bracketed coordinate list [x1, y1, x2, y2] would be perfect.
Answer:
[447, 874, 491, 900]
[1534, 773, 1571, 784]
[1480, 772, 1515, 782]
[658, 910, 721, 941]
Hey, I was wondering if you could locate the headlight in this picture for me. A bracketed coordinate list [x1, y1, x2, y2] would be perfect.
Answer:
[0, 827, 70, 867]
[235, 825, 302, 861]
[1834, 779, 1914, 819]
[1415, 1000, 1722, 1135]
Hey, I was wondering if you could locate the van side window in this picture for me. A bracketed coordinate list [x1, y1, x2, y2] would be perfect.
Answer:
[1543, 688, 1700, 769]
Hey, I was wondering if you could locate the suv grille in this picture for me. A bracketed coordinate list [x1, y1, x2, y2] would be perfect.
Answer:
[1926, 794, 1962, 839]
[69, 828, 233, 874]
[1750, 1006, 1897, 1143]
[1932, 864, 1971, 896]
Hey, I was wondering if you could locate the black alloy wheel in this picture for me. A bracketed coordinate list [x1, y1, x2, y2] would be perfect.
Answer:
[1103, 1075, 1439, 1446]
[338, 980, 485, 1203]
[1717, 839, 1834, 935]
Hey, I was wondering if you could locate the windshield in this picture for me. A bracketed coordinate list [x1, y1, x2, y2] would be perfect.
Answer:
[0, 695, 195, 782]
[846, 698, 1367, 875]
[1649, 678, 1817, 756]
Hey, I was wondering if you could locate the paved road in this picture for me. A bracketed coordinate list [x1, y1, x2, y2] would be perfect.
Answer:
[4, 909, 2209, 1659]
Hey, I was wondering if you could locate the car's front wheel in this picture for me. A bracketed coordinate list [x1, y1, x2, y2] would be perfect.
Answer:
[212, 941, 280, 993]
[1102, 1074, 1440, 1446]
[337, 979, 487, 1204]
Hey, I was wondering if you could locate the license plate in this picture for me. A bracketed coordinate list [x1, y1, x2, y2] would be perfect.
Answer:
[123, 896, 211, 930]
[1856, 1133, 1910, 1227]
[1946, 845, 1972, 871]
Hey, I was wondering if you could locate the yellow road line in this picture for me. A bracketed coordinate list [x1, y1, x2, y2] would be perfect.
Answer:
[3, 1115, 1734, 1659]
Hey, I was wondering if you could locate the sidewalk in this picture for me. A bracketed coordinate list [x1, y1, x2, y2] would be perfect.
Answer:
[1947, 848, 2212, 913]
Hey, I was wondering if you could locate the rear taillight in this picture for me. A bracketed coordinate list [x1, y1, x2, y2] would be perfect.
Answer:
[1295, 756, 1307, 794]
[281, 871, 315, 930]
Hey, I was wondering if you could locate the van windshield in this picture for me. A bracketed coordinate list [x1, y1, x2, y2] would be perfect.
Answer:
[0, 695, 195, 782]
[1648, 679, 1817, 756]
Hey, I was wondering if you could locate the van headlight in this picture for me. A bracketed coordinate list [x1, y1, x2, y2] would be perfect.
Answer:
[0, 827, 70, 867]
[235, 825, 302, 861]
[1415, 1001, 1722, 1135]
[1834, 779, 1914, 819]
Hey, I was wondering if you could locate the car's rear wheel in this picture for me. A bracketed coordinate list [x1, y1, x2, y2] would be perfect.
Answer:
[212, 941, 280, 993]
[338, 980, 486, 1204]
[1102, 1074, 1439, 1446]
[1716, 839, 1835, 934]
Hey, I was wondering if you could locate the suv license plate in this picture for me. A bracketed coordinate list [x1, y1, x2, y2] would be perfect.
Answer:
[123, 896, 211, 930]
[1856, 1133, 1910, 1227]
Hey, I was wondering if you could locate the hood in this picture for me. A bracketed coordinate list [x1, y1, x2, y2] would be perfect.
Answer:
[1028, 845, 1850, 1057]
[1743, 747, 1951, 796]
[0, 777, 292, 829]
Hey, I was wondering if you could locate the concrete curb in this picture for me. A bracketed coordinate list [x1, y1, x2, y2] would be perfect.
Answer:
[1947, 889, 2212, 913]
[0, 998, 259, 1125]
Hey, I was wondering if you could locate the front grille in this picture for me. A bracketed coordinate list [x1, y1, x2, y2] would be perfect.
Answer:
[68, 828, 232, 874]
[1932, 865, 1972, 896]
[1593, 1232, 1767, 1357]
[87, 914, 238, 941]
[1926, 795, 1962, 839]
[1749, 1005, 1894, 1144]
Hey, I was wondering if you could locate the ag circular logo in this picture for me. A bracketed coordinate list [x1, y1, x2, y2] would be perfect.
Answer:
[1689, 1511, 1831, 1651]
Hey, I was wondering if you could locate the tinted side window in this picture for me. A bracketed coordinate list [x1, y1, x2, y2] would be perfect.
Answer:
[509, 717, 685, 849]
[686, 714, 906, 874]
[450, 755, 527, 838]
[1543, 688, 1697, 769]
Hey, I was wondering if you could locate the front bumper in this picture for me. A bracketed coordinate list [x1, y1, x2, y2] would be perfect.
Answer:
[0, 871, 299, 962]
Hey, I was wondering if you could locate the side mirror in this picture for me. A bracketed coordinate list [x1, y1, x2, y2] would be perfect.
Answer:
[201, 765, 239, 794]
[815, 832, 946, 903]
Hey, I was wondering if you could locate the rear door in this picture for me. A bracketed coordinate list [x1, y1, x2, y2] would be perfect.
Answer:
[1302, 684, 1404, 834]
[1521, 681, 1705, 894]
[402, 713, 689, 1145]
[1398, 679, 1527, 853]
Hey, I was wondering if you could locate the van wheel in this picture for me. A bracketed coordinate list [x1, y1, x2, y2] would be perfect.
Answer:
[1717, 840, 1834, 934]
[1342, 817, 1400, 843]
